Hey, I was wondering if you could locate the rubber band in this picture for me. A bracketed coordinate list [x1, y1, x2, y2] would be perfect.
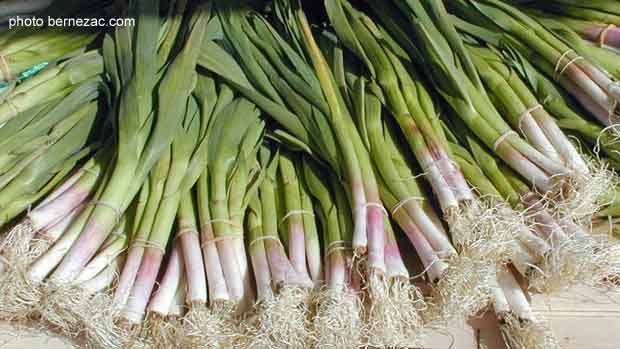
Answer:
[396, 173, 426, 182]
[553, 49, 574, 79]
[200, 234, 243, 249]
[558, 56, 584, 78]
[279, 209, 314, 226]
[107, 229, 125, 241]
[199, 222, 213, 233]
[355, 202, 388, 216]
[80, 167, 100, 176]
[0, 55, 13, 81]
[325, 240, 352, 258]
[517, 104, 543, 131]
[90, 200, 121, 223]
[493, 130, 518, 151]
[113, 247, 128, 260]
[131, 239, 166, 253]
[174, 227, 198, 243]
[412, 257, 444, 280]
[175, 228, 199, 241]
[542, 95, 554, 106]
[248, 235, 281, 248]
[553, 49, 584, 80]
[390, 196, 425, 215]
[325, 246, 351, 259]
[203, 218, 241, 229]
[325, 240, 350, 250]
[598, 24, 616, 47]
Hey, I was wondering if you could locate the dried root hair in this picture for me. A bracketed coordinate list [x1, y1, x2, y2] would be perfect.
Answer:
[0, 261, 42, 322]
[37, 283, 136, 348]
[147, 312, 183, 349]
[244, 285, 313, 348]
[0, 221, 54, 321]
[498, 312, 558, 349]
[425, 198, 520, 325]
[37, 283, 92, 338]
[311, 287, 363, 348]
[101, 316, 149, 349]
[364, 274, 426, 348]
[0, 219, 37, 262]
[549, 157, 616, 224]
[424, 253, 496, 326]
[447, 198, 518, 263]
[527, 233, 607, 293]
[547, 157, 620, 290]
[182, 302, 241, 348]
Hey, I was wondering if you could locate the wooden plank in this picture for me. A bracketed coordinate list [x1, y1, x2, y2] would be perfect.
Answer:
[529, 286, 620, 349]
[475, 286, 620, 349]
[0, 323, 72, 349]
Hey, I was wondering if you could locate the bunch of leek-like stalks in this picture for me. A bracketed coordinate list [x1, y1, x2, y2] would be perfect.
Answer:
[0, 0, 619, 348]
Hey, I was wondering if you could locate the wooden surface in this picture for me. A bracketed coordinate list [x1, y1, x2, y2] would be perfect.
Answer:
[1, 286, 618, 348]
[473, 286, 620, 349]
